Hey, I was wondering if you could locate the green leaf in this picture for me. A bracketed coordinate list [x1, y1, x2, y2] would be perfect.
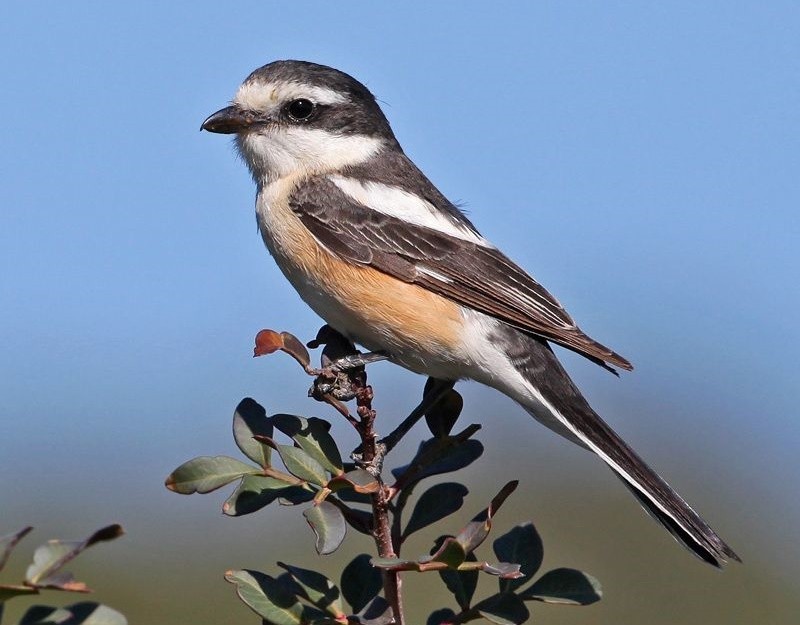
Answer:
[0, 526, 32, 572]
[277, 563, 344, 619]
[25, 525, 124, 590]
[358, 596, 393, 625]
[341, 554, 382, 614]
[454, 481, 518, 555]
[429, 537, 467, 569]
[428, 535, 476, 609]
[369, 557, 416, 570]
[339, 506, 373, 535]
[225, 569, 318, 625]
[274, 444, 328, 486]
[222, 475, 302, 516]
[328, 469, 379, 494]
[520, 568, 602, 605]
[403, 483, 468, 539]
[271, 414, 343, 475]
[392, 439, 483, 486]
[426, 608, 456, 625]
[493, 523, 543, 593]
[474, 593, 529, 625]
[479, 562, 523, 579]
[19, 602, 127, 624]
[423, 380, 463, 438]
[165, 456, 260, 494]
[0, 584, 38, 602]
[304, 501, 346, 555]
[439, 560, 478, 610]
[232, 398, 273, 468]
[441, 575, 476, 615]
[277, 487, 316, 506]
[335, 488, 373, 506]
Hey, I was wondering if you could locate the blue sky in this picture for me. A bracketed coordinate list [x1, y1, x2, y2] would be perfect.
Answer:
[1, 3, 798, 623]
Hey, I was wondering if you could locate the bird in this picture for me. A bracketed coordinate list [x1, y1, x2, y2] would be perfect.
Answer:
[201, 60, 739, 567]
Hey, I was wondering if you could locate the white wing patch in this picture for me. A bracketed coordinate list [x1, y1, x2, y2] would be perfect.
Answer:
[329, 175, 490, 246]
[416, 265, 453, 283]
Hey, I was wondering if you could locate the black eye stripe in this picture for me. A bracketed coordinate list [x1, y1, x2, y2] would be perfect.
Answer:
[286, 98, 315, 121]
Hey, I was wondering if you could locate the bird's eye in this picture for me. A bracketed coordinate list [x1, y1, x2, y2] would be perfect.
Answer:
[286, 98, 315, 121]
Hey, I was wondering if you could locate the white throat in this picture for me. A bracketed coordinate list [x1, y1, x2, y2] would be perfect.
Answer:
[236, 128, 385, 182]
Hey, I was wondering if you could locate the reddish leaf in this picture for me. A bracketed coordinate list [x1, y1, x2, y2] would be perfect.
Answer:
[279, 332, 311, 368]
[254, 329, 312, 370]
[254, 329, 284, 356]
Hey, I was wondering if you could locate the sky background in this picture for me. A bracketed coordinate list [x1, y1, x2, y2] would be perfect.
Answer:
[1, 2, 798, 624]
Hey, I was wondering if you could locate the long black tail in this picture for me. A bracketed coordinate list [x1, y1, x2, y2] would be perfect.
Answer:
[498, 330, 740, 567]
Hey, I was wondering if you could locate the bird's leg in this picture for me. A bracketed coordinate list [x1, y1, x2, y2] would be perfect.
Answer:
[328, 350, 389, 371]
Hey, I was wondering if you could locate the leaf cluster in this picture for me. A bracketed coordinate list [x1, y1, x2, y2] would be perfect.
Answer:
[166, 398, 378, 554]
[165, 330, 603, 624]
[226, 555, 387, 625]
[0, 525, 126, 625]
[376, 489, 601, 625]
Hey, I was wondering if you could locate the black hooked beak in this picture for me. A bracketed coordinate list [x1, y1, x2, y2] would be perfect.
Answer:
[201, 106, 262, 134]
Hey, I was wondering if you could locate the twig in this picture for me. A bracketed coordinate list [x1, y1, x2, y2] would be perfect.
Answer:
[301, 328, 462, 624]
[352, 373, 405, 625]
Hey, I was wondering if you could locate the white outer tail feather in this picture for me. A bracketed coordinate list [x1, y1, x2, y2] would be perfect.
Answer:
[459, 311, 737, 566]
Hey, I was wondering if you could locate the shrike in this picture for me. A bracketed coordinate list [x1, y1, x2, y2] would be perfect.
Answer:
[202, 60, 738, 567]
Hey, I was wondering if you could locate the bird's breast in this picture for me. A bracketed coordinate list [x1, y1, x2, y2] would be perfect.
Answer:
[254, 176, 467, 378]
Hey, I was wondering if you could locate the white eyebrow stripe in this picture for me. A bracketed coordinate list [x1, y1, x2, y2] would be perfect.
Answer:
[328, 175, 491, 246]
[234, 81, 346, 111]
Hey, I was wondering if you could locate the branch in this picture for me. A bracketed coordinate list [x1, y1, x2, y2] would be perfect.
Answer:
[353, 374, 406, 625]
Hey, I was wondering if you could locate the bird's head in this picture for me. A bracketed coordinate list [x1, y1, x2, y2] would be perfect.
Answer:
[202, 60, 398, 182]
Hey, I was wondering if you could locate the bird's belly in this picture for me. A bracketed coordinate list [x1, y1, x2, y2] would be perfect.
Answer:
[256, 180, 467, 379]
[282, 253, 467, 379]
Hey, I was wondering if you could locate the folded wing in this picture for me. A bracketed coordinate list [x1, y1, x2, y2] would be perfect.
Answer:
[289, 175, 632, 372]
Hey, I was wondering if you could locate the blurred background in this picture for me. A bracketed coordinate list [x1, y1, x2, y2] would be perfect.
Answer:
[1, 2, 798, 624]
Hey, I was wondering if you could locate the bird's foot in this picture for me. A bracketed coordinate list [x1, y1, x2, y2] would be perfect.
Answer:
[306, 325, 388, 402]
[328, 350, 389, 371]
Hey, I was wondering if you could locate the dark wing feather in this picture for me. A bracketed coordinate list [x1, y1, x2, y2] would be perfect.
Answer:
[289, 177, 632, 371]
